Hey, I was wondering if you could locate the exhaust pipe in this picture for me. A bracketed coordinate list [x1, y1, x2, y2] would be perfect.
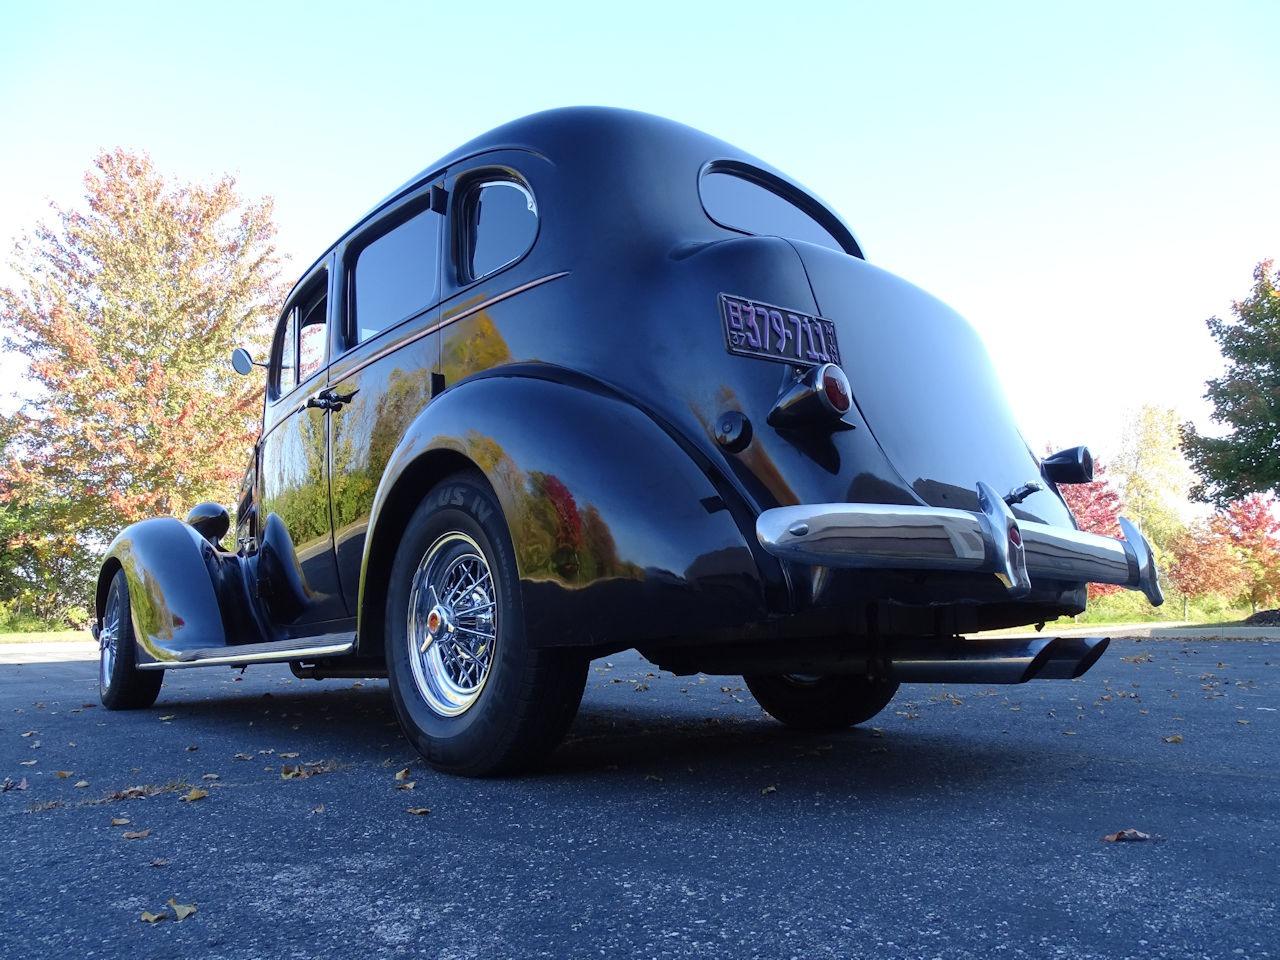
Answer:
[1034, 636, 1109, 680]
[888, 635, 1109, 685]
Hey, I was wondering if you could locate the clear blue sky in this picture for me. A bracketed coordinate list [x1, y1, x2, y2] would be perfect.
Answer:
[1, 0, 1276, 457]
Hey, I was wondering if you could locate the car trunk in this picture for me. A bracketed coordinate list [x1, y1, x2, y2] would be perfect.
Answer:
[787, 243, 1072, 526]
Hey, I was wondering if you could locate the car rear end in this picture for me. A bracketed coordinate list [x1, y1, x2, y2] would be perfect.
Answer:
[608, 132, 1165, 646]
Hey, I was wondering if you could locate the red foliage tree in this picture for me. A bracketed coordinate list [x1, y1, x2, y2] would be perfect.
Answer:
[1217, 493, 1280, 612]
[1057, 459, 1124, 598]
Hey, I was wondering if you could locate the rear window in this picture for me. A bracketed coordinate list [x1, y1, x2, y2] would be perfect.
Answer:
[700, 168, 848, 254]
[462, 180, 538, 281]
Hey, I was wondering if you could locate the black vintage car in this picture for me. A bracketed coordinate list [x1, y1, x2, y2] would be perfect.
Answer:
[91, 108, 1162, 775]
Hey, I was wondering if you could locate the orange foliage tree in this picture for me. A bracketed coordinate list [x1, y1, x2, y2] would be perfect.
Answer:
[0, 150, 283, 622]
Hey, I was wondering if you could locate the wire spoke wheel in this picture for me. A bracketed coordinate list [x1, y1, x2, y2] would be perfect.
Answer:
[406, 532, 498, 717]
[99, 584, 121, 691]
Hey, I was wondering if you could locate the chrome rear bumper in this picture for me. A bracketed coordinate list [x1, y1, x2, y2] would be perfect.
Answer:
[756, 481, 1163, 606]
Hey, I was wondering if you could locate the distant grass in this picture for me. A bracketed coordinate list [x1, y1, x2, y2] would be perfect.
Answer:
[0, 630, 90, 644]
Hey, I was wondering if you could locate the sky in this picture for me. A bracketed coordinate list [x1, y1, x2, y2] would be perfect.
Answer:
[1, 0, 1277, 461]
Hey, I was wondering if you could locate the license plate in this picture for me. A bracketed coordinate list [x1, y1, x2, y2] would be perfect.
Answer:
[720, 293, 841, 367]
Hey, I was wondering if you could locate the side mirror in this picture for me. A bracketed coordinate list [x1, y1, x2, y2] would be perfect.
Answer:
[1042, 446, 1094, 484]
[231, 347, 257, 376]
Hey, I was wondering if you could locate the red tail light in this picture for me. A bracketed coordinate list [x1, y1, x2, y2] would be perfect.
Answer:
[820, 364, 851, 414]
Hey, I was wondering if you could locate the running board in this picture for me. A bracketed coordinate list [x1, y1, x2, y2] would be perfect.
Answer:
[137, 635, 355, 670]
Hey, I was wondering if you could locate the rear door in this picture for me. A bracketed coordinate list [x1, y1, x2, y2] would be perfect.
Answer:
[326, 180, 447, 611]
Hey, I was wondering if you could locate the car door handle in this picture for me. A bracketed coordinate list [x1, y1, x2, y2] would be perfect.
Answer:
[306, 387, 358, 411]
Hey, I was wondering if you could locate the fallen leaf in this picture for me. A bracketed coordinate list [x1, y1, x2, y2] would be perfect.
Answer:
[158, 715, 176, 722]
[201, 773, 220, 781]
[1162, 734, 1184, 744]
[233, 753, 252, 761]
[761, 785, 777, 796]
[394, 767, 412, 781]
[18, 760, 37, 766]
[311, 804, 325, 815]
[634, 683, 649, 692]
[644, 774, 663, 782]
[54, 770, 73, 779]
[396, 781, 416, 791]
[167, 898, 197, 921]
[74, 780, 90, 788]
[149, 858, 169, 868]
[179, 787, 208, 803]
[281, 765, 305, 780]
[1, 778, 29, 792]
[111, 817, 130, 826]
[279, 752, 300, 759]
[1102, 828, 1152, 843]
[406, 807, 431, 816]
[20, 731, 36, 738]
[123, 830, 151, 840]
[184, 745, 198, 752]
[139, 911, 166, 924]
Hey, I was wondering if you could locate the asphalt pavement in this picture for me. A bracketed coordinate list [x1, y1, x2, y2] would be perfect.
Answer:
[1, 636, 1277, 960]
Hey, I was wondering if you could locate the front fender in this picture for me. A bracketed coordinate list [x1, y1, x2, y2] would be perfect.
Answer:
[359, 368, 769, 648]
[97, 518, 227, 663]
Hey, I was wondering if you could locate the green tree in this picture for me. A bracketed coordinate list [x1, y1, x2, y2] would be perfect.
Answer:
[1110, 405, 1193, 557]
[0, 149, 283, 622]
[1184, 260, 1280, 505]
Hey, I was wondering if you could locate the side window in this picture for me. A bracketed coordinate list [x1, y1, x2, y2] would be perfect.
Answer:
[352, 209, 439, 343]
[699, 168, 849, 255]
[463, 180, 538, 281]
[298, 289, 328, 382]
[274, 307, 297, 396]
[272, 269, 328, 397]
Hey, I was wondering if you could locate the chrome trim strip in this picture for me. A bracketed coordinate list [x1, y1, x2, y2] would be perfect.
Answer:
[756, 490, 1163, 605]
[334, 271, 570, 383]
[137, 640, 354, 670]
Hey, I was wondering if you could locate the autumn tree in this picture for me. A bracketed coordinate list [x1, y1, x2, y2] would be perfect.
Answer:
[1057, 458, 1125, 598]
[1217, 493, 1280, 613]
[1110, 405, 1193, 556]
[1184, 261, 1280, 505]
[1167, 522, 1246, 618]
[0, 150, 283, 622]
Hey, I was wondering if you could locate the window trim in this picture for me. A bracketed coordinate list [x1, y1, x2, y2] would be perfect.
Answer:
[697, 160, 862, 258]
[341, 190, 442, 355]
[452, 169, 540, 287]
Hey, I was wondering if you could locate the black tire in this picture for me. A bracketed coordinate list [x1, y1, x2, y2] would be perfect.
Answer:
[385, 470, 587, 776]
[99, 570, 164, 710]
[744, 673, 898, 731]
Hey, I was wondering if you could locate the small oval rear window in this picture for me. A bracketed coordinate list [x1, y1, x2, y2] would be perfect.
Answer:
[700, 169, 848, 254]
[464, 180, 538, 280]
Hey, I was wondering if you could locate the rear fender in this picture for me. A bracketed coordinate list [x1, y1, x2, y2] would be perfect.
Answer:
[357, 367, 771, 651]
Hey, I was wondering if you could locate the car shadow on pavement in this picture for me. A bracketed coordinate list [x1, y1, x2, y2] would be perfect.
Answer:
[10, 664, 1049, 797]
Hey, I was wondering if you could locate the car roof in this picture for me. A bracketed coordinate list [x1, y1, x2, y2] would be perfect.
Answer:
[285, 107, 857, 301]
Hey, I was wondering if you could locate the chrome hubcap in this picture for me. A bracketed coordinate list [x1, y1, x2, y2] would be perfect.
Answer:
[407, 533, 497, 717]
[99, 587, 120, 689]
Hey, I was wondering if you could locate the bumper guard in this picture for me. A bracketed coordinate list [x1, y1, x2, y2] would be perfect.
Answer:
[756, 481, 1163, 606]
